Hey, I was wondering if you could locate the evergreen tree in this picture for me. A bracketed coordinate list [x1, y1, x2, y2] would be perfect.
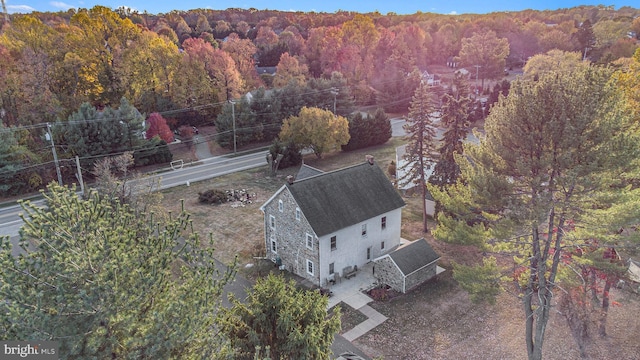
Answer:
[0, 184, 236, 359]
[430, 66, 638, 360]
[267, 138, 302, 173]
[401, 82, 438, 232]
[342, 108, 391, 151]
[575, 19, 596, 60]
[370, 107, 392, 145]
[250, 87, 281, 141]
[430, 74, 472, 187]
[215, 97, 262, 150]
[222, 274, 340, 360]
[0, 121, 40, 195]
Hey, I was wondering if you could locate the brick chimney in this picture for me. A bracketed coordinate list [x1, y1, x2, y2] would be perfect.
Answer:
[366, 155, 374, 165]
[287, 175, 295, 184]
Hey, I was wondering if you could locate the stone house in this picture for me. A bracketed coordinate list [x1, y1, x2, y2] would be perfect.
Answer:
[260, 156, 406, 287]
[373, 238, 440, 293]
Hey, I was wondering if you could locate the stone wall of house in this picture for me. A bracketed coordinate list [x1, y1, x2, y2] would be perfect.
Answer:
[264, 186, 320, 286]
[405, 263, 437, 293]
[374, 256, 403, 293]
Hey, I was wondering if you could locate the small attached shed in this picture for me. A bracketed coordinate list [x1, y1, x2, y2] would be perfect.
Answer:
[374, 238, 440, 293]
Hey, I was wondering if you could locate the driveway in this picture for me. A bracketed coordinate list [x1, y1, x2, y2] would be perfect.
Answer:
[194, 134, 213, 160]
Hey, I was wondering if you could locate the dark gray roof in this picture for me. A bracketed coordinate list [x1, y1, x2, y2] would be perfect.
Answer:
[286, 162, 405, 237]
[296, 164, 324, 181]
[389, 238, 440, 276]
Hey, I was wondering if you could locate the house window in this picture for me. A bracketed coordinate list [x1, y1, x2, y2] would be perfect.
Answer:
[269, 215, 276, 230]
[329, 262, 335, 275]
[330, 236, 337, 251]
[306, 259, 314, 275]
[306, 233, 313, 250]
[381, 241, 385, 250]
[271, 237, 277, 253]
[361, 224, 367, 237]
[367, 247, 371, 260]
[296, 207, 301, 220]
[278, 200, 283, 212]
[381, 216, 387, 230]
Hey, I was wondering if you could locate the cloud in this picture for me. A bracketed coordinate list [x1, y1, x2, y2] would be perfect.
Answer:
[7, 5, 36, 13]
[448, 11, 458, 15]
[50, 1, 75, 10]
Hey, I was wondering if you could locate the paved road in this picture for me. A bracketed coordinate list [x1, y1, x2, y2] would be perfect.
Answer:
[0, 150, 268, 238]
[138, 150, 268, 191]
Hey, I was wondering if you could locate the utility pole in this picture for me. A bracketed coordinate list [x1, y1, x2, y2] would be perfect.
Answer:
[473, 65, 481, 99]
[229, 100, 237, 153]
[330, 87, 339, 116]
[75, 156, 84, 196]
[46, 123, 63, 186]
[1, 0, 9, 24]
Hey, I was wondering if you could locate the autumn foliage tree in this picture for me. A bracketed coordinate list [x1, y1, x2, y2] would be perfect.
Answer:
[145, 112, 174, 143]
[459, 29, 510, 90]
[273, 52, 309, 88]
[279, 107, 350, 159]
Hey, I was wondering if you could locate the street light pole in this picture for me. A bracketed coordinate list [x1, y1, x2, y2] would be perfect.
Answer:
[229, 100, 236, 153]
[46, 123, 63, 186]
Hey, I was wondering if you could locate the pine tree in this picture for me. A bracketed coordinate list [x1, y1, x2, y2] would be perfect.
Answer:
[430, 74, 472, 188]
[431, 66, 639, 360]
[401, 82, 438, 232]
[0, 184, 236, 358]
[222, 274, 340, 360]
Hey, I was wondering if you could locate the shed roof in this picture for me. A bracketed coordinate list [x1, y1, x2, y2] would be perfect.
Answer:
[389, 238, 440, 276]
[295, 163, 324, 181]
[286, 160, 405, 237]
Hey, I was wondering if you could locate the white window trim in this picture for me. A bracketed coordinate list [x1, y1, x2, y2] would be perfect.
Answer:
[306, 259, 314, 276]
[278, 200, 283, 212]
[270, 236, 277, 253]
[295, 207, 301, 221]
[381, 216, 387, 230]
[361, 223, 367, 237]
[306, 233, 313, 250]
[269, 215, 276, 230]
[330, 236, 337, 251]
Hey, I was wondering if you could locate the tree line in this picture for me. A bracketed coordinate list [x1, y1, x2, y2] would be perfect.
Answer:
[1, 5, 638, 196]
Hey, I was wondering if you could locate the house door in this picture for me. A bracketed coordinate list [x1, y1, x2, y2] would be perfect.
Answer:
[366, 247, 371, 261]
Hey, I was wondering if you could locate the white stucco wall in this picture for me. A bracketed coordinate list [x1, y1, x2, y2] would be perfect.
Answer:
[317, 208, 402, 286]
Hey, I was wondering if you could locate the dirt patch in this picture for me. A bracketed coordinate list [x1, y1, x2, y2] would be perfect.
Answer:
[330, 302, 368, 335]
[354, 272, 640, 360]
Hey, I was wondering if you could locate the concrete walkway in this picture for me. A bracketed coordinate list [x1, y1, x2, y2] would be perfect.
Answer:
[343, 304, 387, 342]
[327, 262, 388, 342]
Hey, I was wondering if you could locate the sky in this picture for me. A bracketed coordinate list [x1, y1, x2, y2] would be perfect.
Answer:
[4, 0, 638, 15]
